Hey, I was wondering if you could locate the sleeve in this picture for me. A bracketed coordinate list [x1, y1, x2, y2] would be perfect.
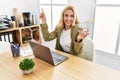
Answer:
[73, 26, 84, 54]
[40, 23, 57, 41]
[73, 40, 83, 54]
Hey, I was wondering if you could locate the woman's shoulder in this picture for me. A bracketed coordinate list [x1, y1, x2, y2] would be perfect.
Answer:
[72, 24, 81, 29]
[55, 25, 63, 32]
[71, 24, 83, 33]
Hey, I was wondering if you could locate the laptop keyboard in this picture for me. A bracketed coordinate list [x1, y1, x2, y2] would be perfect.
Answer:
[51, 51, 67, 60]
[52, 57, 62, 64]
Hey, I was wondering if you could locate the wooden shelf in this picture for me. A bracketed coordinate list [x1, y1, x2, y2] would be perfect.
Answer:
[0, 25, 41, 46]
[0, 25, 39, 32]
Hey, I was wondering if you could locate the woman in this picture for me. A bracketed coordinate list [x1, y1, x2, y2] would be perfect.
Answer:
[39, 5, 89, 59]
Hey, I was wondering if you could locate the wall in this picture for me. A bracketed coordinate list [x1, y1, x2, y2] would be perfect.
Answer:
[69, 0, 95, 21]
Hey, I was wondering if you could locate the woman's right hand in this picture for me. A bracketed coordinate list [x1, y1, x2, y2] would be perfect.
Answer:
[39, 9, 46, 24]
[77, 29, 89, 42]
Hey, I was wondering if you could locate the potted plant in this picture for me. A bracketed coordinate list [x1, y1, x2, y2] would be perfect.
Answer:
[19, 58, 35, 74]
[22, 37, 28, 43]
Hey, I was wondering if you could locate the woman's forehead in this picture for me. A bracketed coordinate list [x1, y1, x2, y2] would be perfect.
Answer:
[64, 10, 74, 14]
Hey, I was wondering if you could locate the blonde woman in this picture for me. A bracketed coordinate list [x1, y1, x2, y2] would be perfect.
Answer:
[40, 5, 89, 59]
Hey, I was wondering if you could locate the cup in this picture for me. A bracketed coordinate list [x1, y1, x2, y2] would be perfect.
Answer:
[78, 19, 94, 32]
[11, 44, 20, 57]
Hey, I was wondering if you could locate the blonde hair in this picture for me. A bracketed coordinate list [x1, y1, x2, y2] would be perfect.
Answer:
[57, 5, 80, 29]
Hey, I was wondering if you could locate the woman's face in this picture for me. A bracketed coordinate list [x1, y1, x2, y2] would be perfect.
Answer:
[63, 9, 74, 27]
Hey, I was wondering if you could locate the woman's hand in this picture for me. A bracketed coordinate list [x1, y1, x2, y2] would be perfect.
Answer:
[39, 9, 46, 24]
[77, 29, 89, 42]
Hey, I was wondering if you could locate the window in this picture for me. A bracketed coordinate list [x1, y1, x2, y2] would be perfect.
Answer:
[94, 0, 120, 55]
[39, 0, 68, 31]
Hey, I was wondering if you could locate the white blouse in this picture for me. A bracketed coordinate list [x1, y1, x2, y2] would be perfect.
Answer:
[60, 29, 71, 53]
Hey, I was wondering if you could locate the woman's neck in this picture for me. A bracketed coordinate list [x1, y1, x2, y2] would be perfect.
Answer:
[65, 26, 71, 30]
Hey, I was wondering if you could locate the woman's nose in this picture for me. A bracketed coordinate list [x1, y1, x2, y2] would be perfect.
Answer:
[67, 17, 71, 20]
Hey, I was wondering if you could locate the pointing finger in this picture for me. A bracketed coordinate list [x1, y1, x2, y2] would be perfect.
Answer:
[41, 8, 44, 13]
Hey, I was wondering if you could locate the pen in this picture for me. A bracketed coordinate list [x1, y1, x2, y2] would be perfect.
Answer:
[11, 44, 19, 50]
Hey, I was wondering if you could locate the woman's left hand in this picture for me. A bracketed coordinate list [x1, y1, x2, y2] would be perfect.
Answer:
[77, 29, 89, 42]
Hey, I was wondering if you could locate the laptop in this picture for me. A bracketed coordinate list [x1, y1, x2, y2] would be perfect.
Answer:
[29, 41, 68, 66]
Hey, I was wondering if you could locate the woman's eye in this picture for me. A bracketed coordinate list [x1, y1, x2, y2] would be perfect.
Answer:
[71, 15, 74, 17]
[65, 14, 68, 17]
[64, 14, 74, 18]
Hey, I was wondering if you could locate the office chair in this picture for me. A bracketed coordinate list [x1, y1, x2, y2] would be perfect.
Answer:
[0, 41, 11, 54]
[82, 38, 95, 61]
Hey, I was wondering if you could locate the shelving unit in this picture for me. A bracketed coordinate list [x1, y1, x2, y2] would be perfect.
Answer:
[0, 25, 41, 46]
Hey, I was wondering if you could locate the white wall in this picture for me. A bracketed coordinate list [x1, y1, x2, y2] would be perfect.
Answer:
[69, 0, 95, 21]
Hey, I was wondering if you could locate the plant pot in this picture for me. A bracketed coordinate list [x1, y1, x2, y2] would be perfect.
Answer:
[23, 40, 28, 44]
[19, 58, 35, 74]
[22, 68, 33, 74]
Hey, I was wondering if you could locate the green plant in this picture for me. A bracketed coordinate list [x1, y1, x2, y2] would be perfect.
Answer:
[19, 58, 35, 70]
[22, 37, 28, 43]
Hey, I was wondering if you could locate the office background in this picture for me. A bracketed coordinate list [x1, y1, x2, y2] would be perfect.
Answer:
[0, 0, 120, 70]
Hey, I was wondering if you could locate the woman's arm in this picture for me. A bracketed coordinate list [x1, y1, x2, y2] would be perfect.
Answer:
[74, 39, 83, 54]
[40, 23, 57, 41]
[73, 26, 89, 54]
[40, 9, 57, 41]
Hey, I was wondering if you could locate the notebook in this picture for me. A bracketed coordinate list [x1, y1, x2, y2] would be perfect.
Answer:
[29, 41, 68, 66]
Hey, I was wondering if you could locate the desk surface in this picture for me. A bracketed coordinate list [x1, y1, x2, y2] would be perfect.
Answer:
[0, 50, 120, 80]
